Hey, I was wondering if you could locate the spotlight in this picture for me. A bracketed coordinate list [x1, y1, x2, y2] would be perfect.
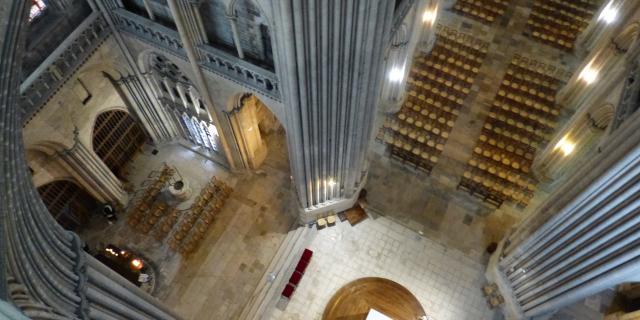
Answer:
[599, 1, 618, 24]
[422, 8, 438, 24]
[554, 136, 575, 156]
[130, 258, 144, 271]
[579, 64, 598, 85]
[388, 67, 405, 82]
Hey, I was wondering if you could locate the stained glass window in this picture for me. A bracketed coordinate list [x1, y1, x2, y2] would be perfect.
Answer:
[29, 0, 47, 22]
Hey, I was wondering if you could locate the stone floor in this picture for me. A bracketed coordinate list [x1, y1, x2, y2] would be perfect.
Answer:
[270, 217, 500, 320]
[365, 149, 516, 261]
[79, 129, 298, 320]
[73, 4, 604, 320]
[162, 131, 299, 320]
[366, 5, 582, 261]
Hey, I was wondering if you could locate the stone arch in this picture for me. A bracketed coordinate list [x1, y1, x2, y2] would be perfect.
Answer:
[225, 92, 286, 169]
[36, 179, 101, 231]
[91, 109, 148, 180]
[75, 59, 128, 81]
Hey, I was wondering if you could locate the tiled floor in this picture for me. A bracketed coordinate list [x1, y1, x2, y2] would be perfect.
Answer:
[270, 217, 499, 320]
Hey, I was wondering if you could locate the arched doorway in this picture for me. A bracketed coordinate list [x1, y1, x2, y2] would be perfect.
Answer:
[226, 93, 286, 170]
[37, 180, 101, 231]
[92, 109, 148, 180]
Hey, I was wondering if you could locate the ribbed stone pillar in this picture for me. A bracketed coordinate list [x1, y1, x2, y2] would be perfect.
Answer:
[271, 0, 395, 219]
[556, 42, 626, 112]
[381, 0, 439, 113]
[0, 1, 179, 318]
[96, 0, 178, 144]
[534, 44, 628, 179]
[116, 74, 178, 143]
[167, 0, 239, 169]
[577, 0, 640, 53]
[486, 90, 640, 318]
[59, 137, 128, 206]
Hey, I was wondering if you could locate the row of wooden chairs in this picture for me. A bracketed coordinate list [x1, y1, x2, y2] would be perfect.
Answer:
[458, 58, 564, 207]
[167, 177, 233, 255]
[154, 208, 180, 241]
[136, 202, 169, 234]
[380, 32, 488, 173]
[127, 165, 174, 228]
[406, 95, 461, 119]
[452, 0, 511, 25]
[526, 0, 598, 51]
[505, 66, 562, 92]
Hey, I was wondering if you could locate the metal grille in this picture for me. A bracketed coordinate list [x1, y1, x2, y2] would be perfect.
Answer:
[37, 180, 97, 230]
[92, 110, 147, 179]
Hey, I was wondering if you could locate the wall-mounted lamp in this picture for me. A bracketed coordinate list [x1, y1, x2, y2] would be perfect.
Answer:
[388, 67, 405, 82]
[554, 136, 576, 156]
[579, 64, 598, 85]
[422, 7, 438, 25]
[599, 1, 618, 24]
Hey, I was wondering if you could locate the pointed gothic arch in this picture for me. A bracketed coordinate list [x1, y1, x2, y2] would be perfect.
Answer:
[92, 109, 148, 180]
[36, 179, 100, 231]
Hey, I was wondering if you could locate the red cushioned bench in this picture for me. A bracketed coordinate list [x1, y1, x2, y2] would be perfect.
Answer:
[289, 270, 303, 286]
[281, 248, 314, 299]
[301, 248, 313, 261]
[282, 283, 295, 299]
[295, 258, 309, 274]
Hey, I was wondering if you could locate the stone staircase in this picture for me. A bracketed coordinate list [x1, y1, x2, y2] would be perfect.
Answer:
[239, 224, 316, 320]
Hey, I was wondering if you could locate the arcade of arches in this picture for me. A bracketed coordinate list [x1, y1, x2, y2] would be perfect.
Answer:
[5, 0, 640, 320]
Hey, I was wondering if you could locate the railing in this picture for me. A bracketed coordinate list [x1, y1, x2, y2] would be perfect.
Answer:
[112, 9, 281, 101]
[197, 45, 280, 100]
[20, 12, 111, 122]
[112, 9, 185, 56]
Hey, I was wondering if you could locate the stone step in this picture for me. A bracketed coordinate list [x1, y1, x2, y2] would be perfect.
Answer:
[238, 224, 316, 320]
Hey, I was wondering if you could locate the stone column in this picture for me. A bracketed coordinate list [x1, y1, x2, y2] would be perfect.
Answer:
[58, 136, 128, 206]
[381, 0, 438, 113]
[534, 48, 627, 179]
[96, 0, 179, 143]
[116, 74, 178, 141]
[167, 0, 238, 169]
[557, 42, 624, 111]
[141, 0, 156, 20]
[0, 1, 179, 318]
[271, 0, 395, 220]
[577, 0, 640, 53]
[226, 13, 245, 59]
[486, 91, 640, 318]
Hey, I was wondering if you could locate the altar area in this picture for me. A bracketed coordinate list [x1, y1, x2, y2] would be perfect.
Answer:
[322, 277, 426, 320]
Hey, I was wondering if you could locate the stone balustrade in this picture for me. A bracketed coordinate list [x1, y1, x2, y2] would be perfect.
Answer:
[112, 8, 281, 101]
[19, 12, 111, 123]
